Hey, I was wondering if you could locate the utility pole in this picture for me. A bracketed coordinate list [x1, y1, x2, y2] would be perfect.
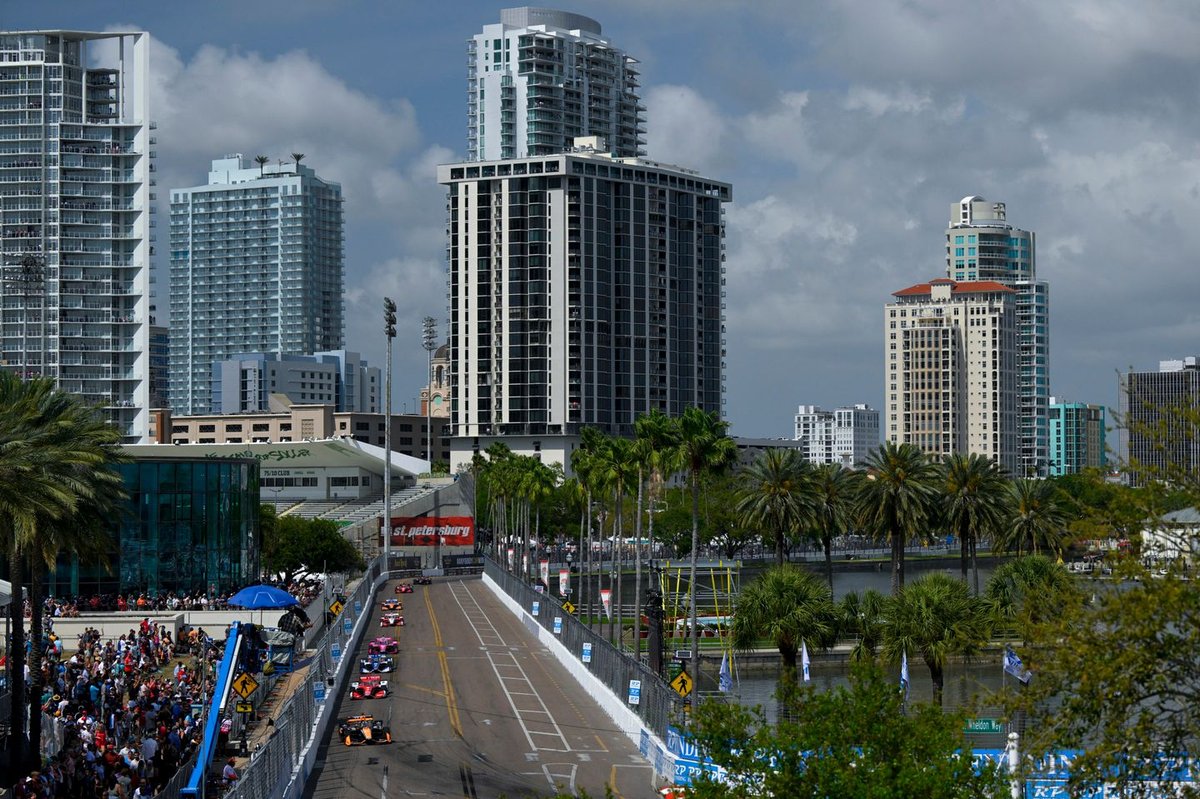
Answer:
[383, 298, 397, 576]
[422, 316, 437, 466]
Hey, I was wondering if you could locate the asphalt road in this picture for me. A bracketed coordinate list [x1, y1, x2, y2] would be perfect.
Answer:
[302, 575, 659, 799]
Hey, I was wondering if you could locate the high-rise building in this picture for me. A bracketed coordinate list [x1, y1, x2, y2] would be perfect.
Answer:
[885, 279, 1019, 472]
[0, 31, 152, 441]
[148, 324, 169, 409]
[793, 404, 879, 467]
[946, 196, 1049, 476]
[467, 7, 644, 162]
[1047, 397, 1106, 476]
[211, 350, 379, 414]
[1121, 357, 1200, 485]
[420, 343, 451, 419]
[438, 138, 730, 472]
[169, 155, 344, 415]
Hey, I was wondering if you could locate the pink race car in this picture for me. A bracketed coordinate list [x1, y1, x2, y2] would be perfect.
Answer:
[395, 583, 414, 594]
[380, 612, 405, 627]
[350, 674, 389, 700]
[368, 636, 399, 655]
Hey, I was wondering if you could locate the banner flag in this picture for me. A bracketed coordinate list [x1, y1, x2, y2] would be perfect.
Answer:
[900, 650, 910, 701]
[559, 568, 570, 596]
[506, 548, 514, 570]
[1004, 646, 1033, 685]
[719, 652, 733, 693]
[540, 559, 550, 587]
[801, 639, 811, 683]
[600, 589, 612, 619]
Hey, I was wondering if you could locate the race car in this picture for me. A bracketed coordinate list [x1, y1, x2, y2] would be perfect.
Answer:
[380, 612, 405, 627]
[368, 635, 399, 655]
[339, 714, 392, 746]
[359, 653, 395, 673]
[413, 575, 432, 585]
[381, 597, 403, 611]
[349, 674, 389, 700]
[395, 583, 414, 594]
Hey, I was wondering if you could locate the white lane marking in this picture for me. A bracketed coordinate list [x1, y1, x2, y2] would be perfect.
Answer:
[541, 762, 578, 796]
[449, 582, 571, 753]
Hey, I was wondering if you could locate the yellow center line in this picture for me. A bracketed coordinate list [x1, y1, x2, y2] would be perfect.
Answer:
[594, 734, 609, 752]
[426, 587, 462, 737]
[608, 765, 625, 799]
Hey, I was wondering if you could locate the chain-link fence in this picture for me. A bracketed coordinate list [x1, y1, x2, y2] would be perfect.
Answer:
[484, 556, 679, 740]
[222, 558, 383, 799]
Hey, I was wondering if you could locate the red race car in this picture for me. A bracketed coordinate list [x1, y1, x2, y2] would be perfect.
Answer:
[350, 674, 389, 700]
[395, 583, 413, 594]
[380, 612, 405, 627]
[368, 636, 399, 655]
[381, 598, 403, 611]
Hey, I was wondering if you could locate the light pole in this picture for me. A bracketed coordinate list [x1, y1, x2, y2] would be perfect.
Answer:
[383, 298, 396, 577]
[422, 316, 437, 467]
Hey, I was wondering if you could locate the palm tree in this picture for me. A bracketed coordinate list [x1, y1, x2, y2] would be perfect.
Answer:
[731, 564, 837, 684]
[986, 554, 1076, 641]
[736, 448, 811, 565]
[855, 442, 939, 595]
[881, 572, 993, 706]
[254, 154, 269, 177]
[291, 152, 305, 170]
[940, 453, 1010, 594]
[676, 407, 738, 667]
[589, 435, 638, 644]
[810, 464, 858, 590]
[999, 479, 1069, 557]
[572, 427, 606, 620]
[838, 589, 887, 663]
[633, 410, 681, 658]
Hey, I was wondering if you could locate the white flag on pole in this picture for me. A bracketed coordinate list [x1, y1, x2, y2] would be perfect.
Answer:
[719, 651, 733, 693]
[801, 639, 811, 683]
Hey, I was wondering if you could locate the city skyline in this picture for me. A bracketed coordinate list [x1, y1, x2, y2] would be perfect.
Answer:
[6, 2, 1199, 439]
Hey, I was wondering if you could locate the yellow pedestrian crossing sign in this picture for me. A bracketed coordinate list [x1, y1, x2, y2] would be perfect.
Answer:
[562, 600, 576, 614]
[232, 672, 259, 700]
[329, 599, 344, 616]
[670, 670, 693, 698]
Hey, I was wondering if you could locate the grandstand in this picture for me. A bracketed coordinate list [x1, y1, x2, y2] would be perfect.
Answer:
[275, 485, 435, 523]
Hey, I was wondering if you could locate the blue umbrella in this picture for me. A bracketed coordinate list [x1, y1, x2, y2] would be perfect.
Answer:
[227, 585, 299, 609]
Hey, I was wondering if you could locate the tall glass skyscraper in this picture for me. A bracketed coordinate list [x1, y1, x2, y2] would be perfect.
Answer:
[439, 143, 730, 472]
[468, 7, 645, 161]
[0, 31, 152, 441]
[945, 196, 1049, 476]
[168, 155, 344, 415]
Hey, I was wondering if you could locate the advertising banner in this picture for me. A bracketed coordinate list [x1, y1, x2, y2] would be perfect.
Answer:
[600, 589, 612, 619]
[385, 515, 475, 546]
[540, 559, 550, 587]
[558, 569, 570, 596]
[506, 548, 514, 570]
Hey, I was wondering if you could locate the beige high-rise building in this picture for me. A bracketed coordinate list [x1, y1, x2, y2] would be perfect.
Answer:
[885, 278, 1019, 472]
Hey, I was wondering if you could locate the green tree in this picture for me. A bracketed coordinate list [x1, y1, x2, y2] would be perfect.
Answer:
[263, 516, 363, 584]
[940, 452, 1010, 594]
[685, 664, 1007, 799]
[997, 478, 1069, 557]
[881, 572, 992, 706]
[809, 463, 858, 590]
[633, 409, 681, 659]
[735, 448, 811, 566]
[676, 407, 738, 666]
[855, 442, 939, 594]
[985, 554, 1076, 640]
[731, 564, 836, 683]
[838, 589, 887, 662]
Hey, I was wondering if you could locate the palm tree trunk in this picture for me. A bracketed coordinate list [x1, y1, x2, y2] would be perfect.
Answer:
[823, 532, 834, 591]
[960, 525, 970, 585]
[775, 526, 785, 566]
[689, 473, 701, 669]
[891, 506, 905, 595]
[7, 548, 25, 772]
[930, 660, 945, 707]
[615, 490, 624, 649]
[26, 554, 44, 771]
[971, 536, 980, 596]
[634, 469, 644, 662]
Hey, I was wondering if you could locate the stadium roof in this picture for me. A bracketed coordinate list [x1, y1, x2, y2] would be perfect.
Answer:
[122, 438, 427, 479]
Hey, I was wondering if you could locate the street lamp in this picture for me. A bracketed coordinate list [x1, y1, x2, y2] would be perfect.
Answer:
[383, 298, 397, 576]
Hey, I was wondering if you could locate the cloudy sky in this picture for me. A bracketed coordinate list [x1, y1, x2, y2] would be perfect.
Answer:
[10, 1, 1200, 437]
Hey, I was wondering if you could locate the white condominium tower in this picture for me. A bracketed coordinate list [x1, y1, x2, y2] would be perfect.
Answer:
[438, 139, 730, 472]
[793, 404, 880, 467]
[946, 196, 1048, 475]
[885, 279, 1019, 473]
[468, 7, 644, 161]
[0, 31, 152, 441]
[169, 155, 344, 415]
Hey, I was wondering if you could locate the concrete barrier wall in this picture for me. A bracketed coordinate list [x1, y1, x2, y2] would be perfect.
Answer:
[481, 572, 675, 786]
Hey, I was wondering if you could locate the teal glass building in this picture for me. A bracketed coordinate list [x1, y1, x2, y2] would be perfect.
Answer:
[48, 457, 260, 597]
[1048, 400, 1107, 477]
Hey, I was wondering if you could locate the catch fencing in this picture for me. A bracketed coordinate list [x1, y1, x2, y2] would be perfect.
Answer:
[222, 558, 383, 799]
[483, 556, 679, 741]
